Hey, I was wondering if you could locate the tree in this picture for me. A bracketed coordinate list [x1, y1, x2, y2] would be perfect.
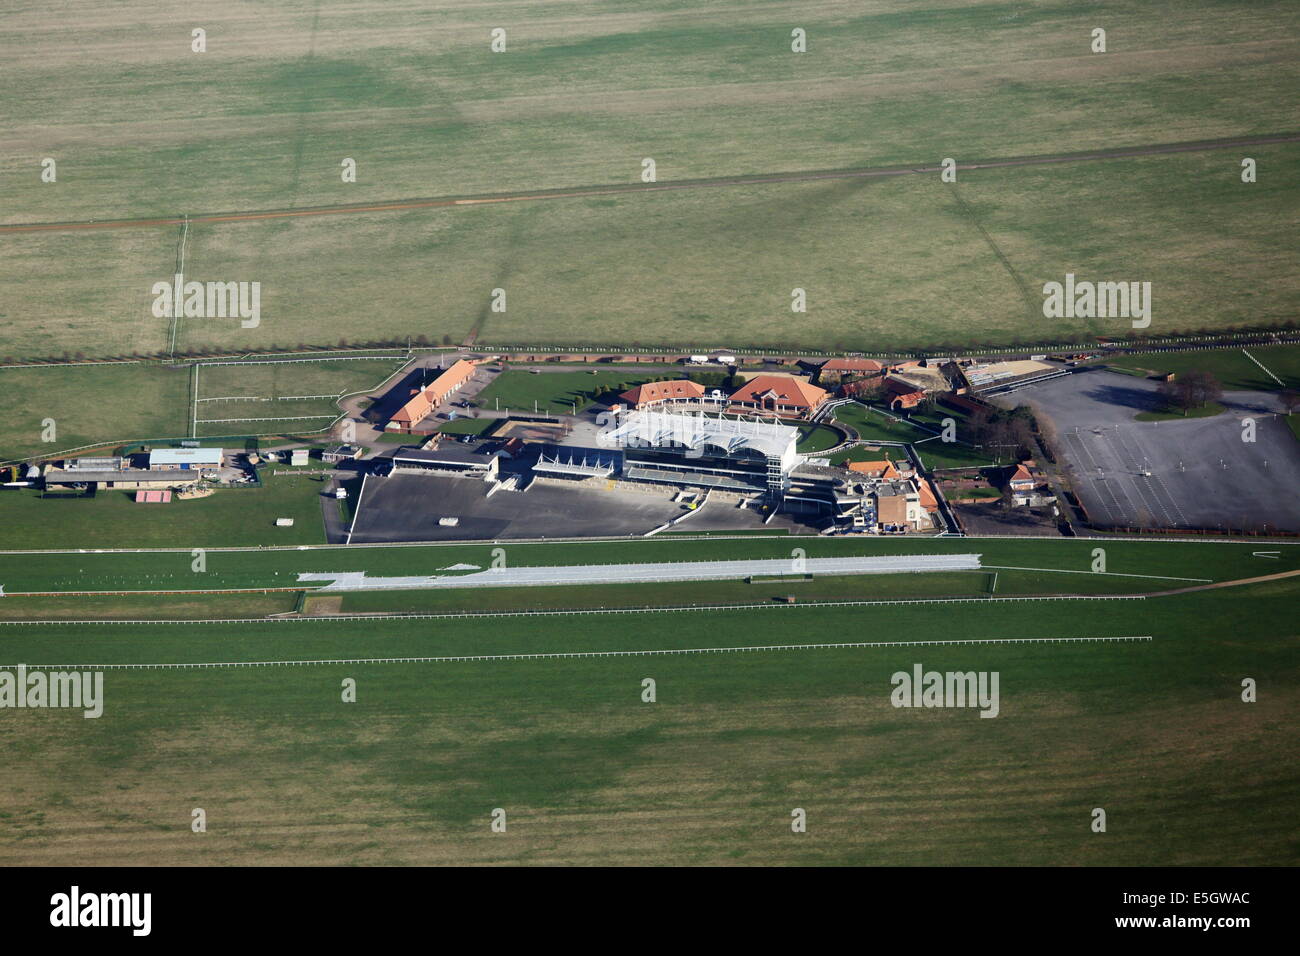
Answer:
[968, 405, 992, 442]
[1159, 370, 1222, 414]
[1035, 412, 1060, 463]
[1157, 377, 1182, 412]
[841, 375, 883, 402]
[1185, 370, 1222, 408]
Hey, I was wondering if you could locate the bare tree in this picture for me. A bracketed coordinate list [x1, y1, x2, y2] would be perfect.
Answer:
[1159, 370, 1222, 414]
[842, 375, 883, 402]
[1185, 370, 1222, 408]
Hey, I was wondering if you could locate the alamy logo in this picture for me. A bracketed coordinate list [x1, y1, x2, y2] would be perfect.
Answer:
[890, 663, 1000, 718]
[50, 886, 151, 936]
[0, 664, 103, 718]
[151, 272, 261, 328]
[1042, 273, 1151, 328]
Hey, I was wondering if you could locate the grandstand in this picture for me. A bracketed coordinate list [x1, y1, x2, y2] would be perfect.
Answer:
[598, 409, 799, 503]
[532, 447, 619, 479]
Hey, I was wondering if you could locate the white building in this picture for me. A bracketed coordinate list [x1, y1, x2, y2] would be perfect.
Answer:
[148, 448, 224, 471]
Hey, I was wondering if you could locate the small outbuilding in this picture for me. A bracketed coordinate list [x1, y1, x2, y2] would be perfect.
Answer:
[148, 448, 224, 471]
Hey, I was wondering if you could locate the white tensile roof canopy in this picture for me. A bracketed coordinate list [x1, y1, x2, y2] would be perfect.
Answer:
[599, 409, 798, 468]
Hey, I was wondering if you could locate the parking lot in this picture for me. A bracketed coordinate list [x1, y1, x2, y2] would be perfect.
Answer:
[348, 473, 691, 543]
[995, 368, 1300, 532]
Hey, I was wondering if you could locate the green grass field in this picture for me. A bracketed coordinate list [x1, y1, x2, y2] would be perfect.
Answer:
[1101, 344, 1300, 392]
[0, 473, 327, 549]
[795, 423, 842, 453]
[0, 560, 1234, 623]
[0, 591, 299, 622]
[1135, 401, 1227, 422]
[6, 148, 1296, 361]
[0, 576, 1294, 865]
[196, 358, 405, 402]
[192, 356, 405, 437]
[0, 356, 409, 461]
[832, 401, 999, 469]
[0, 567, 1154, 622]
[6, 1, 1295, 224]
[947, 488, 1002, 502]
[833, 402, 929, 444]
[0, 363, 190, 462]
[0, 533, 1291, 595]
[474, 369, 654, 414]
[2, 0, 1297, 868]
[1, 1, 1297, 359]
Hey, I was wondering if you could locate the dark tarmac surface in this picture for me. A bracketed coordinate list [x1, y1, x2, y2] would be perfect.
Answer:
[348, 474, 688, 543]
[995, 369, 1300, 532]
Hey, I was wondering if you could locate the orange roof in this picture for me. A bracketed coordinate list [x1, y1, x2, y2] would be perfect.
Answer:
[1010, 464, 1034, 482]
[391, 360, 476, 426]
[917, 479, 939, 512]
[821, 358, 885, 373]
[846, 460, 900, 480]
[391, 390, 432, 425]
[619, 380, 706, 406]
[429, 359, 476, 397]
[729, 375, 828, 410]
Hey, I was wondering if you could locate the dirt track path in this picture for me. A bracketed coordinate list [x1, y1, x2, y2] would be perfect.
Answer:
[2, 133, 1296, 236]
[1143, 567, 1300, 598]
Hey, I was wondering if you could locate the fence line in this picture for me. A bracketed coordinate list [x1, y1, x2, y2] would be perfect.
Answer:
[0, 634, 1154, 670]
[195, 415, 337, 424]
[1, 531, 1295, 556]
[0, 592, 1147, 623]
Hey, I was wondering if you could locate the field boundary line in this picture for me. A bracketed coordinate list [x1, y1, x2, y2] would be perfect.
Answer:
[0, 635, 1154, 670]
[195, 415, 338, 423]
[196, 353, 411, 367]
[1, 534, 1297, 556]
[1241, 348, 1285, 387]
[947, 181, 1038, 324]
[0, 593, 1148, 623]
[5, 133, 1299, 236]
[980, 564, 1211, 582]
[1144, 567, 1300, 596]
[189, 362, 198, 438]
[168, 215, 189, 359]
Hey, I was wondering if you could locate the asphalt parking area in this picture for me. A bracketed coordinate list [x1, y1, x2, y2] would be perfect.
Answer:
[995, 369, 1300, 532]
[347, 474, 687, 543]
